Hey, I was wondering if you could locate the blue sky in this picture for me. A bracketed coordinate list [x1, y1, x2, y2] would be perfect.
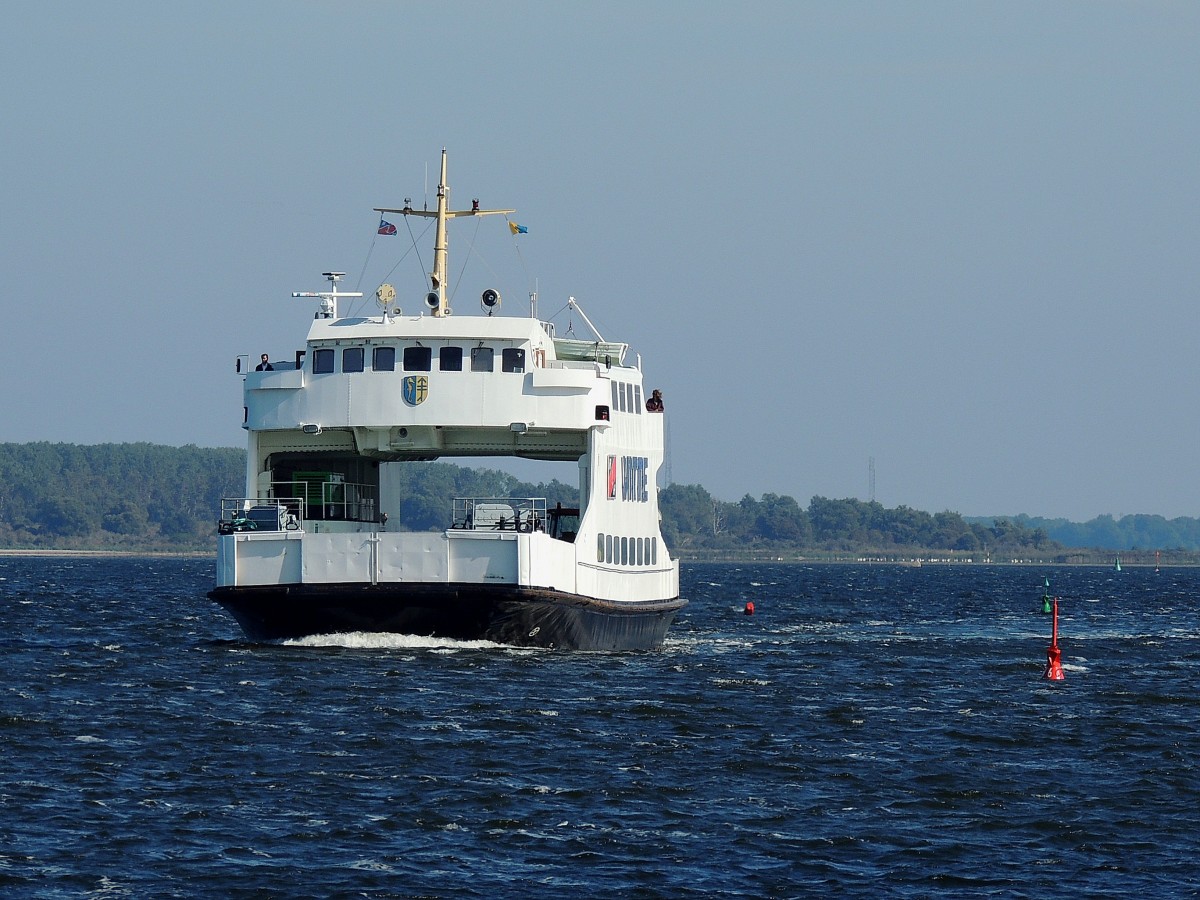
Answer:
[2, 2, 1198, 521]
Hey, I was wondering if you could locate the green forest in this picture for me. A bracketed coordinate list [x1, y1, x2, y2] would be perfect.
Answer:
[1, 442, 1197, 560]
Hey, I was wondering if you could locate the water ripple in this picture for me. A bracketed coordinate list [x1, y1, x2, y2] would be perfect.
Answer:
[2, 558, 1199, 896]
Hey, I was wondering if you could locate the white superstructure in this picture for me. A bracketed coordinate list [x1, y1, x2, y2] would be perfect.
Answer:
[210, 151, 683, 649]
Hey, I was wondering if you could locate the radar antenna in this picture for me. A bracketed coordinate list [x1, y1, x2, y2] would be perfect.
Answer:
[291, 271, 364, 319]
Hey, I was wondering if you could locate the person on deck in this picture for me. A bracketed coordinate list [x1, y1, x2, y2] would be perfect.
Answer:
[646, 389, 664, 412]
[256, 354, 274, 371]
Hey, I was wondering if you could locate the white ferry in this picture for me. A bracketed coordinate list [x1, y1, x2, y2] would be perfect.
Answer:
[208, 150, 685, 649]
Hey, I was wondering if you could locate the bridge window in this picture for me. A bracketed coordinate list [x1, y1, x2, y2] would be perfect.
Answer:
[471, 347, 494, 372]
[373, 347, 395, 371]
[634, 385, 643, 414]
[404, 346, 432, 372]
[502, 348, 525, 373]
[312, 348, 334, 374]
[597, 533, 605, 563]
[343, 347, 364, 373]
[440, 347, 463, 371]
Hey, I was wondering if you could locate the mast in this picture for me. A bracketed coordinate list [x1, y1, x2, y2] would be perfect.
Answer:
[375, 149, 514, 318]
[430, 149, 450, 314]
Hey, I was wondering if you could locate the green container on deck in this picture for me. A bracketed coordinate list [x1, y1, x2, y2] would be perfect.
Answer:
[292, 471, 345, 513]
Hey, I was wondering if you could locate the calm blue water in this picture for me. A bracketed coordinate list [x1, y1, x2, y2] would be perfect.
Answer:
[2, 557, 1199, 897]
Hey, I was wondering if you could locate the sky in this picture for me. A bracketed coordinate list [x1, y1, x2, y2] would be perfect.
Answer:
[3, 1, 1199, 522]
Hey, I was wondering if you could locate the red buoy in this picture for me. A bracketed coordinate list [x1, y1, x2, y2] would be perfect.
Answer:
[744, 601, 755, 616]
[1044, 596, 1065, 680]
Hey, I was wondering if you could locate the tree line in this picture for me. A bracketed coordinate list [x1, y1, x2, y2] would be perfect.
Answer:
[0, 442, 1196, 556]
[0, 442, 244, 550]
[996, 513, 1200, 555]
[658, 485, 1056, 558]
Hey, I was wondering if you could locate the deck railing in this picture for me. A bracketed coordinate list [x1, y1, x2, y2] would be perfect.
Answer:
[451, 497, 549, 532]
[218, 498, 304, 534]
[268, 479, 380, 524]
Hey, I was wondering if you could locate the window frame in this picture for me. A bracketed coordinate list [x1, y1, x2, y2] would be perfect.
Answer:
[403, 346, 433, 372]
[471, 346, 494, 372]
[501, 348, 526, 373]
[312, 348, 335, 374]
[373, 346, 396, 372]
[342, 346, 365, 373]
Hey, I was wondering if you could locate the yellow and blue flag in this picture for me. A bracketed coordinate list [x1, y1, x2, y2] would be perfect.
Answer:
[508, 221, 528, 235]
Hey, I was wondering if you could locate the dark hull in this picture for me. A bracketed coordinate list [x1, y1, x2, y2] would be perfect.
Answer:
[208, 582, 687, 651]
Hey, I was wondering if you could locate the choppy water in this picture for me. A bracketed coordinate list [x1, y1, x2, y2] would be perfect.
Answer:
[2, 557, 1199, 897]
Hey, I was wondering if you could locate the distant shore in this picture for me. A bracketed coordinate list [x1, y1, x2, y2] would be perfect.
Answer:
[2, 548, 1192, 567]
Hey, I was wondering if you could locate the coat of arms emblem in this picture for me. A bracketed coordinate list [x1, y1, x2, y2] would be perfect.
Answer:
[402, 375, 428, 405]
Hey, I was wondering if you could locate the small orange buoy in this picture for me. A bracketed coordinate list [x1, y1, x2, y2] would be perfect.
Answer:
[744, 601, 755, 616]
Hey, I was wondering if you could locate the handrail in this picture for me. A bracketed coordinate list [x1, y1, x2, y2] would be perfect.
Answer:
[269, 478, 381, 524]
[218, 497, 304, 534]
[450, 497, 549, 532]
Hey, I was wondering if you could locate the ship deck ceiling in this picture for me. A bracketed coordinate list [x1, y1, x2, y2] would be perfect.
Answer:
[257, 427, 588, 462]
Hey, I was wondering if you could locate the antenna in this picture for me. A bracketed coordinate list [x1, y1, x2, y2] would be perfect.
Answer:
[374, 150, 514, 318]
[292, 271, 363, 319]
